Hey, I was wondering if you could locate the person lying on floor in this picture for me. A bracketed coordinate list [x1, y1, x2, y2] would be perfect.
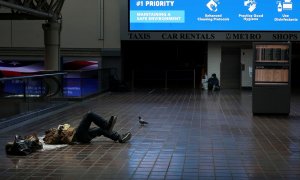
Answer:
[43, 111, 132, 144]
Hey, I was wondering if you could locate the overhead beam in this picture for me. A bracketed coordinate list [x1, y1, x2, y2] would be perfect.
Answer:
[0, 0, 53, 19]
[0, 13, 46, 20]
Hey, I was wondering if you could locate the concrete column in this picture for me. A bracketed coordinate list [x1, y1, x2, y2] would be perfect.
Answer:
[42, 21, 61, 71]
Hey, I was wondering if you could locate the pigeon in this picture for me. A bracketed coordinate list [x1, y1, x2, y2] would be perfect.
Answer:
[138, 116, 148, 126]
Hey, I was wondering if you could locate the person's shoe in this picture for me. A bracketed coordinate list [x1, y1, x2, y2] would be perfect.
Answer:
[107, 116, 117, 133]
[119, 132, 132, 143]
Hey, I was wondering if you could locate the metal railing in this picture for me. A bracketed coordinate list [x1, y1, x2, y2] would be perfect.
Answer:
[0, 72, 65, 98]
[0, 72, 67, 129]
[0, 68, 115, 129]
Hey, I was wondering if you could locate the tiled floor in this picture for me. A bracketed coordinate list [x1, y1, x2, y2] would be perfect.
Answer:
[0, 89, 300, 180]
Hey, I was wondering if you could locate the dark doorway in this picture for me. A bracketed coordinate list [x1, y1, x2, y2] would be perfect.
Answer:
[121, 41, 207, 89]
[220, 47, 241, 89]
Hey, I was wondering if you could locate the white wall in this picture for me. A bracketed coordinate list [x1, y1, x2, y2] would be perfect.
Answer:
[0, 21, 11, 47]
[207, 42, 221, 85]
[60, 0, 101, 48]
[241, 49, 253, 87]
[103, 0, 120, 48]
[207, 42, 253, 87]
[13, 20, 44, 47]
[0, 20, 44, 47]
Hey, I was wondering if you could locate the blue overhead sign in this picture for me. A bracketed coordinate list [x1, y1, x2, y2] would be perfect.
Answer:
[129, 0, 300, 31]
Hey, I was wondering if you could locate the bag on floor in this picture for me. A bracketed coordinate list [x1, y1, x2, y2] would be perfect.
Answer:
[5, 133, 43, 156]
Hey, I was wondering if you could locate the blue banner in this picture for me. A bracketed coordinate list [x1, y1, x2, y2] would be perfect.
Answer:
[129, 0, 300, 31]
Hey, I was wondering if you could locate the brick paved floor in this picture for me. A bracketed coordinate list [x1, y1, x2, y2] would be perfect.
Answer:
[0, 89, 300, 180]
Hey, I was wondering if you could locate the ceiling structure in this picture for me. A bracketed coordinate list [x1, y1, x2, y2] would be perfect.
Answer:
[0, 0, 65, 20]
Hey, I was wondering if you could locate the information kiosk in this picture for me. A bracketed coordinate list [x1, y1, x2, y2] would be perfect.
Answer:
[252, 42, 291, 114]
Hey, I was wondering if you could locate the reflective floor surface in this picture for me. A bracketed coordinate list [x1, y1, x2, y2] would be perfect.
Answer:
[0, 89, 299, 180]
